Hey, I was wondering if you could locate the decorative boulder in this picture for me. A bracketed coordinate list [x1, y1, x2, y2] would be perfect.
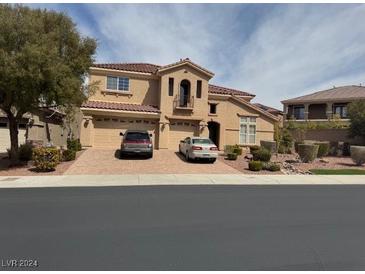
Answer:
[350, 146, 365, 166]
[297, 144, 319, 163]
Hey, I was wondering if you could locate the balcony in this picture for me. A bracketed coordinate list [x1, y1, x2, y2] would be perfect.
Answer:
[173, 94, 194, 110]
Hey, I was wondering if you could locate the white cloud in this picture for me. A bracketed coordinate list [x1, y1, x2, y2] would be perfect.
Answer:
[227, 4, 365, 109]
[84, 4, 243, 75]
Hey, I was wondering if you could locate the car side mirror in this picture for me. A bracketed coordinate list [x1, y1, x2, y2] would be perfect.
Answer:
[120, 132, 124, 136]
[180, 140, 184, 143]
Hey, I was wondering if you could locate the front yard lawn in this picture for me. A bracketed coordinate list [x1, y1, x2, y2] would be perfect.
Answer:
[310, 169, 365, 175]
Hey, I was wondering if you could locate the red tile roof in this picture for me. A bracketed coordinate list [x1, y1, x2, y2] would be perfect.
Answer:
[92, 60, 255, 97]
[81, 101, 160, 113]
[208, 84, 255, 97]
[92, 63, 161, 74]
[253, 103, 283, 115]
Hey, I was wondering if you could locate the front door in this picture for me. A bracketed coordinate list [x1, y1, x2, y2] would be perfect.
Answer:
[208, 121, 220, 148]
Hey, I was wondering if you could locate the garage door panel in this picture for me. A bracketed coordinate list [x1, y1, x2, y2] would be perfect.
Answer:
[0, 127, 26, 153]
[93, 118, 157, 149]
[169, 122, 198, 150]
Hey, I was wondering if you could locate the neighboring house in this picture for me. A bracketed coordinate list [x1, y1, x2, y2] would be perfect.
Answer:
[281, 85, 365, 122]
[281, 85, 365, 144]
[80, 58, 279, 150]
[253, 103, 284, 126]
[0, 108, 79, 152]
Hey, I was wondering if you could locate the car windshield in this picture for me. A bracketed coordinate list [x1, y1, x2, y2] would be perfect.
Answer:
[192, 139, 213, 144]
[125, 132, 150, 140]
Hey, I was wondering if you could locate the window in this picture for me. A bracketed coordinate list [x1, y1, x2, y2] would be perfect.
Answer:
[333, 104, 347, 118]
[239, 117, 256, 144]
[0, 122, 7, 128]
[106, 76, 129, 91]
[196, 80, 202, 98]
[293, 105, 305, 120]
[168, 78, 174, 96]
[209, 103, 217, 114]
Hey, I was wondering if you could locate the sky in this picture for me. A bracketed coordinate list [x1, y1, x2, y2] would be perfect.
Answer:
[30, 3, 365, 109]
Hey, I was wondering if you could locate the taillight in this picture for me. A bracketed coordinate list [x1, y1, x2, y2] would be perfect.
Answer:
[192, 146, 202, 150]
[210, 147, 218, 151]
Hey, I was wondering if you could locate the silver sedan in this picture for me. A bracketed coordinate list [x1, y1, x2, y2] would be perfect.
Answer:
[179, 137, 218, 163]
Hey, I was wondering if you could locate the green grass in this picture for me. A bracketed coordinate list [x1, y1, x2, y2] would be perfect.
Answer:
[310, 169, 365, 175]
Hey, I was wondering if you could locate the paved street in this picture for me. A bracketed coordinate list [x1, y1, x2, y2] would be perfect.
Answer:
[1, 185, 365, 270]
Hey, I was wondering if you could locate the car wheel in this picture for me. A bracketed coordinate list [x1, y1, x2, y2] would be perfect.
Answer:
[148, 152, 153, 159]
[210, 158, 216, 163]
[185, 151, 190, 162]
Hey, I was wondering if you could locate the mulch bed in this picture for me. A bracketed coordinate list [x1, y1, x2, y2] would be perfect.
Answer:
[219, 154, 283, 174]
[0, 150, 84, 176]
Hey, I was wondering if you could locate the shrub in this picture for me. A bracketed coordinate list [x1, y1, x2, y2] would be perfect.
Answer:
[343, 142, 351, 156]
[250, 145, 260, 154]
[249, 160, 263, 171]
[232, 145, 243, 156]
[263, 162, 281, 172]
[227, 153, 238, 160]
[314, 142, 330, 158]
[67, 139, 82, 151]
[62, 149, 76, 161]
[252, 148, 271, 162]
[260, 140, 277, 153]
[350, 146, 365, 166]
[294, 141, 304, 153]
[329, 141, 339, 156]
[224, 145, 235, 155]
[32, 147, 60, 171]
[297, 144, 319, 163]
[18, 143, 34, 162]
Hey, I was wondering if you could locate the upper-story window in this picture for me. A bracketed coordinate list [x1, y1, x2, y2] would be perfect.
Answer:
[209, 103, 217, 114]
[333, 104, 347, 118]
[106, 76, 129, 92]
[239, 117, 256, 145]
[168, 78, 174, 96]
[196, 80, 202, 98]
[293, 105, 305, 120]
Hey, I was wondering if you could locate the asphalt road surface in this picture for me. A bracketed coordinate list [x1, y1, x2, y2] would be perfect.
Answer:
[1, 185, 365, 270]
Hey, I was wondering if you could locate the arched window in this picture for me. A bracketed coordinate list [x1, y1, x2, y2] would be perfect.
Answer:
[179, 80, 191, 107]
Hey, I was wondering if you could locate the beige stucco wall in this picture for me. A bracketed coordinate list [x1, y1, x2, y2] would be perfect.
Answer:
[89, 68, 160, 107]
[207, 97, 275, 149]
[27, 111, 67, 148]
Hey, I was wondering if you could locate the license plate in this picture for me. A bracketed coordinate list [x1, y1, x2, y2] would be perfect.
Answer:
[203, 154, 210, 157]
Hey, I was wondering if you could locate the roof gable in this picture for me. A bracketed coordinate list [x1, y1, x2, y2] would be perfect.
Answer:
[157, 58, 214, 78]
[230, 96, 279, 121]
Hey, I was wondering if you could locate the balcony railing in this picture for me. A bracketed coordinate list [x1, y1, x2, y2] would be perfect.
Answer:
[173, 94, 194, 109]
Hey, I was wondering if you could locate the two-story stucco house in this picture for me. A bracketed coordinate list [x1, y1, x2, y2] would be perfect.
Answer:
[80, 58, 278, 150]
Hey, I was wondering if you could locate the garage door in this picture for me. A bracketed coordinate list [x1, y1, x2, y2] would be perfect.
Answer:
[93, 117, 157, 148]
[169, 121, 198, 150]
[0, 121, 27, 152]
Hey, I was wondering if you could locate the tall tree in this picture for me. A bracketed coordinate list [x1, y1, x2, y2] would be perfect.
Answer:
[0, 4, 96, 163]
[347, 100, 365, 141]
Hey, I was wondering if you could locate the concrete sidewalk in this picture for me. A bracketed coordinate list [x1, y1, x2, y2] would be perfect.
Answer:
[0, 174, 364, 188]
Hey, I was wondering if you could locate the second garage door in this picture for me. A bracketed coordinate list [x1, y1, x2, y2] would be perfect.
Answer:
[169, 121, 199, 150]
[93, 117, 158, 149]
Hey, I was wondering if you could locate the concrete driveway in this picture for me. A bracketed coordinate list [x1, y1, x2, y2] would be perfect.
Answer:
[65, 149, 240, 175]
